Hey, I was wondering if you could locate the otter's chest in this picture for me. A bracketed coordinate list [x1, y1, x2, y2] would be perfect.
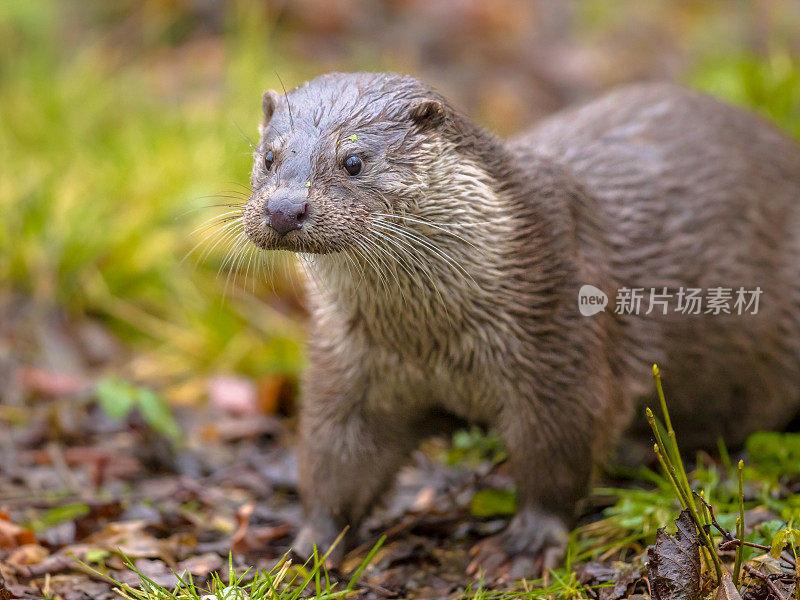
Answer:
[350, 322, 517, 423]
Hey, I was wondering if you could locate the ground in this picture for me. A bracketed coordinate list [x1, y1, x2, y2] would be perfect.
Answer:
[0, 360, 540, 599]
[3, 331, 800, 599]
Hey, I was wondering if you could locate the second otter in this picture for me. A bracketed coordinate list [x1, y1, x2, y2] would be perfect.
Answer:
[242, 72, 800, 574]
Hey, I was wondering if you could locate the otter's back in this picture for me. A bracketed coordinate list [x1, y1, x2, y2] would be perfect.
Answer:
[513, 83, 800, 443]
[514, 83, 800, 288]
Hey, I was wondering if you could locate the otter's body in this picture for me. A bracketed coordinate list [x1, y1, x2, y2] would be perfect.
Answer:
[525, 84, 800, 449]
[242, 73, 800, 572]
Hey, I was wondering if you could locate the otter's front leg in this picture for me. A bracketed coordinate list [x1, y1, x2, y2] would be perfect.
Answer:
[470, 388, 603, 579]
[294, 373, 422, 564]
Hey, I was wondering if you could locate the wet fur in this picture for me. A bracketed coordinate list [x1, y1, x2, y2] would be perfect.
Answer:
[243, 73, 800, 565]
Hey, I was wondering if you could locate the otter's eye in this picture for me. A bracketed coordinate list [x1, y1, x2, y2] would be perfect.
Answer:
[263, 150, 274, 171]
[343, 155, 363, 176]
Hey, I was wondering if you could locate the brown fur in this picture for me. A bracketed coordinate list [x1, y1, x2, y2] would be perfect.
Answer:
[242, 72, 800, 568]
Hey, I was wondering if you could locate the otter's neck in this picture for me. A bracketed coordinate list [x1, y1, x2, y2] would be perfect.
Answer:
[302, 121, 579, 350]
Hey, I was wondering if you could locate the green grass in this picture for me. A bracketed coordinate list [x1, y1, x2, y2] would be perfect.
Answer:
[0, 0, 322, 381]
[689, 49, 800, 139]
[87, 549, 360, 600]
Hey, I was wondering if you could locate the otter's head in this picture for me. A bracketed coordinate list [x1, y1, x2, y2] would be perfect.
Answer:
[244, 72, 450, 254]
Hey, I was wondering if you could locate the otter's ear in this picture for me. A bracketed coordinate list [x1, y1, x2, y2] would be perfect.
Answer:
[409, 99, 446, 129]
[262, 89, 281, 124]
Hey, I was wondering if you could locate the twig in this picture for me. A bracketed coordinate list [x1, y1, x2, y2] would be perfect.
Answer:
[735, 460, 746, 585]
[719, 540, 769, 552]
[695, 493, 735, 542]
[696, 492, 797, 570]
[744, 564, 786, 600]
[718, 540, 796, 567]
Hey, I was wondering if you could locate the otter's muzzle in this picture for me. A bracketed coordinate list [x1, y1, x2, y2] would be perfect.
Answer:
[265, 192, 309, 236]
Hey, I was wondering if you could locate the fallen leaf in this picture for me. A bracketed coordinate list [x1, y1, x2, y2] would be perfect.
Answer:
[257, 374, 294, 415]
[738, 553, 796, 600]
[17, 367, 88, 396]
[577, 559, 644, 600]
[647, 509, 701, 600]
[411, 487, 437, 512]
[0, 573, 12, 600]
[714, 571, 742, 600]
[7, 544, 49, 567]
[84, 521, 165, 560]
[177, 553, 224, 577]
[747, 553, 784, 577]
[116, 559, 178, 590]
[231, 503, 254, 552]
[208, 375, 257, 415]
[0, 514, 36, 549]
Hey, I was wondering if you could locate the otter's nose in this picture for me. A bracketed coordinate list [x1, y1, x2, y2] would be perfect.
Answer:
[266, 194, 309, 235]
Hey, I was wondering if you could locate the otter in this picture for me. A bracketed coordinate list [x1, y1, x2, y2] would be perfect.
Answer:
[241, 72, 800, 575]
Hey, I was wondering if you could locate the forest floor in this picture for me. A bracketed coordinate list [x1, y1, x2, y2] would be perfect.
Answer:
[3, 314, 800, 600]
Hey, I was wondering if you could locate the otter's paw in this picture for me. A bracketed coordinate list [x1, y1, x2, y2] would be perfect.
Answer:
[467, 509, 568, 582]
[292, 517, 348, 567]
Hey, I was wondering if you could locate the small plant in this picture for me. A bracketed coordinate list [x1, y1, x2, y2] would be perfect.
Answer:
[95, 377, 182, 442]
[646, 364, 800, 600]
[647, 364, 723, 583]
[82, 533, 384, 600]
[443, 427, 507, 468]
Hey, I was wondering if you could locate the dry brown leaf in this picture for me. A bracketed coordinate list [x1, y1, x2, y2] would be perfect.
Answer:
[7, 544, 49, 567]
[0, 514, 36, 549]
[177, 553, 224, 577]
[747, 553, 784, 577]
[230, 503, 254, 552]
[84, 521, 165, 559]
[714, 571, 743, 600]
[577, 559, 644, 600]
[0, 575, 11, 600]
[647, 510, 701, 600]
[17, 367, 88, 396]
[257, 374, 292, 415]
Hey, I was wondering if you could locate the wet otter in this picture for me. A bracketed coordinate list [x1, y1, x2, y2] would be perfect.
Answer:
[241, 72, 800, 575]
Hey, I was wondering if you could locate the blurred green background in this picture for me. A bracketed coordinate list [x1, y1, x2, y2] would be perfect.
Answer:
[1, 0, 798, 405]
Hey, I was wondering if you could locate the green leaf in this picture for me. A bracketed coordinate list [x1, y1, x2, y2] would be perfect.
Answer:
[470, 488, 517, 517]
[136, 388, 182, 442]
[31, 503, 90, 531]
[789, 528, 800, 548]
[771, 528, 788, 558]
[96, 377, 181, 443]
[348, 134, 357, 142]
[95, 377, 135, 420]
[85, 548, 110, 563]
[756, 520, 785, 547]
